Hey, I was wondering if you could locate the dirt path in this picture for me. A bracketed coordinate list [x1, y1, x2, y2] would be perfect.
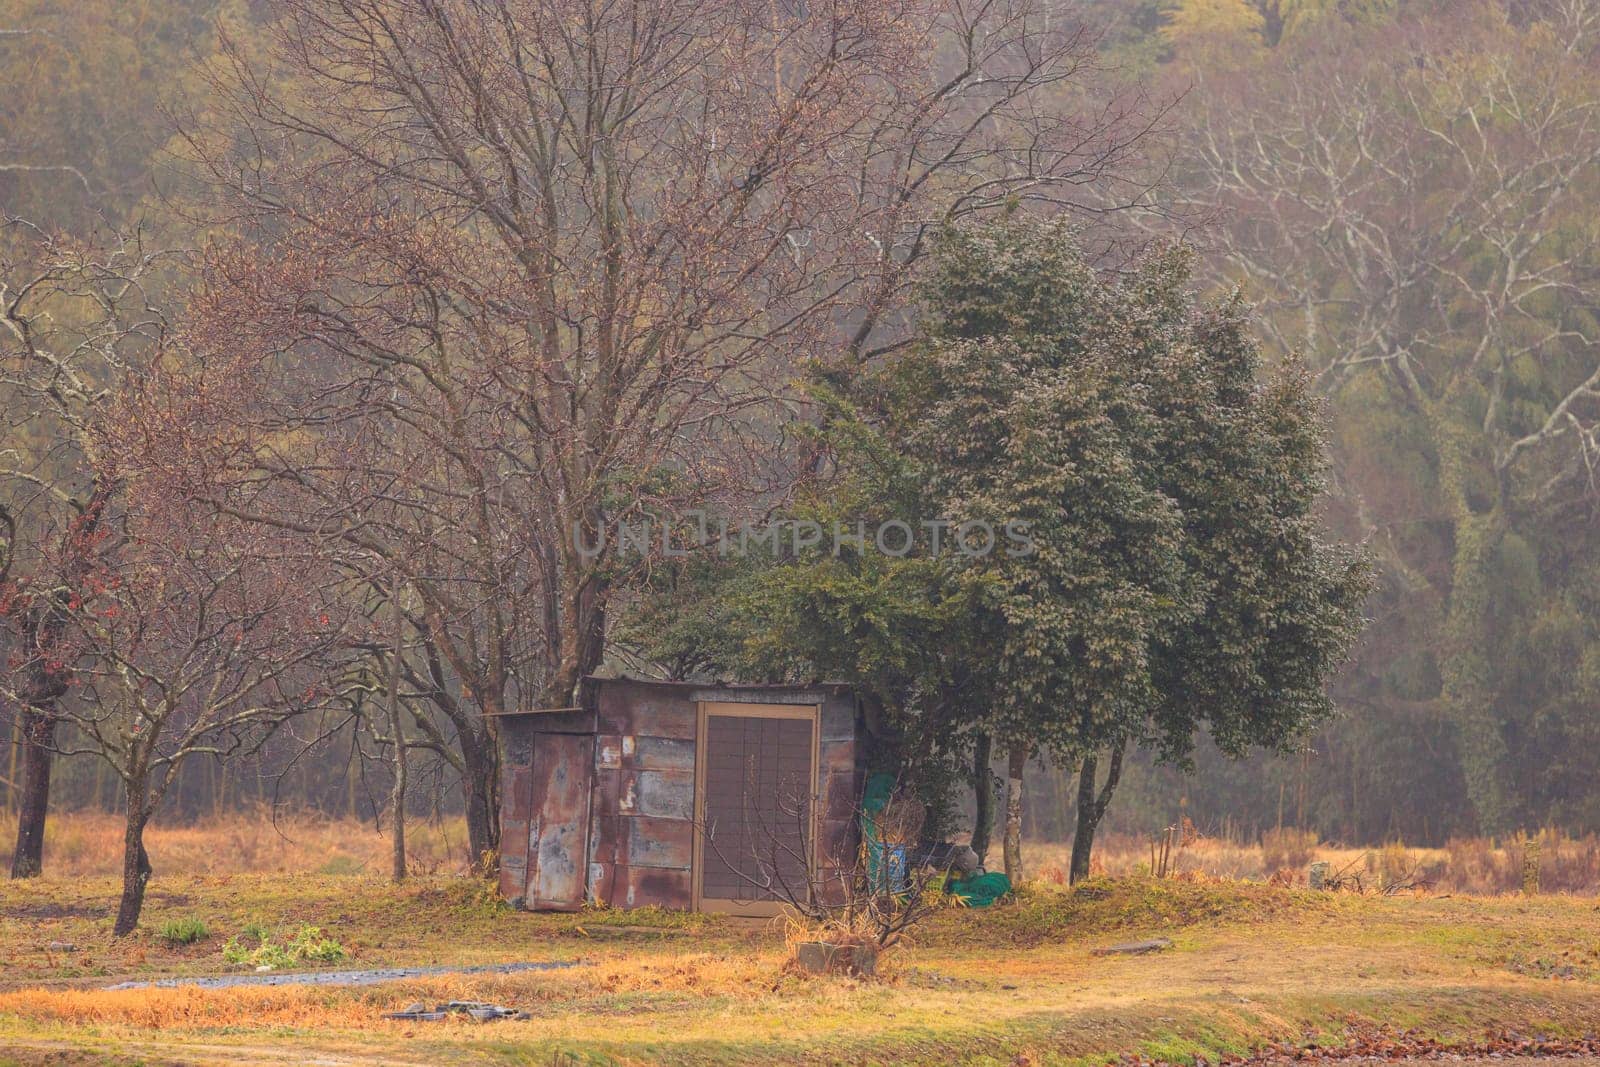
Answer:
[102, 959, 582, 991]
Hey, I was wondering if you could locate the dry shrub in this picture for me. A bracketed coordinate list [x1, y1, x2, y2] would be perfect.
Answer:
[1369, 842, 1434, 891]
[1260, 828, 1319, 873]
[1534, 832, 1600, 892]
[1444, 836, 1502, 891]
[1170, 836, 1260, 880]
[781, 915, 883, 978]
[1443, 831, 1600, 895]
[1022, 828, 1597, 896]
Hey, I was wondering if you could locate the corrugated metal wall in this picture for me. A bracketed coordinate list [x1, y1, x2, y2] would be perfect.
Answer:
[498, 679, 863, 912]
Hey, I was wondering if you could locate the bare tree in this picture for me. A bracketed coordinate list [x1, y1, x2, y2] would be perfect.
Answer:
[46, 503, 352, 935]
[0, 220, 173, 877]
[167, 0, 1160, 861]
[700, 773, 941, 957]
[1179, 2, 1600, 833]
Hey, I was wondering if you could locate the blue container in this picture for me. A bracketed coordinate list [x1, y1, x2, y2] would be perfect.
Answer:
[866, 841, 908, 894]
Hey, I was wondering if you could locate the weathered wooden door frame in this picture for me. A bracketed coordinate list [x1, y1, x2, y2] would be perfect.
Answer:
[691, 701, 819, 916]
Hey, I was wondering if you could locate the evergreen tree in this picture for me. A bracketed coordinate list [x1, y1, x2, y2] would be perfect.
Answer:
[628, 218, 1370, 878]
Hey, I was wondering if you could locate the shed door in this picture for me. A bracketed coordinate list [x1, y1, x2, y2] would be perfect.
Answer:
[694, 702, 817, 915]
[527, 733, 593, 911]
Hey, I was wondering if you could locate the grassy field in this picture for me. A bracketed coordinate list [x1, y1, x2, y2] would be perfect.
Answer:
[1, 815, 1599, 1065]
[7, 810, 1595, 894]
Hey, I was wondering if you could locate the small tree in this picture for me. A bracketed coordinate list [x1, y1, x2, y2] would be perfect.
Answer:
[0, 221, 174, 878]
[27, 329, 358, 935]
[60, 506, 350, 934]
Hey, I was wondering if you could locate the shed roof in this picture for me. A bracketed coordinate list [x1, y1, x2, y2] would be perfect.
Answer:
[488, 675, 853, 716]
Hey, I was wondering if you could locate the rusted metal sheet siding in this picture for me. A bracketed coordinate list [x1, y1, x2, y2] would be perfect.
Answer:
[497, 718, 535, 905]
[587, 679, 700, 910]
[816, 692, 864, 900]
[526, 732, 593, 911]
[501, 679, 864, 913]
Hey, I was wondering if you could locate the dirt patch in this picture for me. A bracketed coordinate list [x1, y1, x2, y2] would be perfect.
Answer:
[0, 1045, 157, 1067]
[1232, 1029, 1600, 1065]
[5, 902, 107, 921]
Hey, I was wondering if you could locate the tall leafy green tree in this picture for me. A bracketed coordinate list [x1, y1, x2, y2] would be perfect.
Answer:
[628, 217, 1369, 878]
[894, 220, 1369, 879]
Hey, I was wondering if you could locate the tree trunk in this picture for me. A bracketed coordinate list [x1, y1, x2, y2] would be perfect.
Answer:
[1003, 744, 1026, 886]
[969, 732, 993, 866]
[9, 709, 56, 879]
[461, 729, 498, 874]
[1442, 508, 1515, 834]
[1069, 741, 1125, 885]
[9, 480, 107, 877]
[113, 793, 153, 937]
[388, 570, 407, 883]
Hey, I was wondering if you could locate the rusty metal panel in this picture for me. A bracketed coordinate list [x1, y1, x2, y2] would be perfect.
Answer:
[621, 816, 693, 869]
[818, 738, 856, 777]
[500, 817, 530, 862]
[498, 854, 528, 905]
[527, 733, 594, 911]
[600, 733, 692, 771]
[590, 767, 624, 818]
[627, 736, 694, 771]
[614, 865, 693, 909]
[588, 860, 616, 906]
[625, 697, 697, 739]
[819, 697, 857, 741]
[817, 817, 858, 868]
[505, 768, 534, 822]
[503, 721, 534, 767]
[527, 709, 598, 735]
[588, 814, 618, 866]
[823, 770, 860, 821]
[621, 769, 695, 819]
[595, 679, 631, 729]
[597, 680, 696, 738]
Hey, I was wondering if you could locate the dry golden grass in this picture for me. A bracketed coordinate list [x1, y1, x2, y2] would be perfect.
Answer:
[0, 952, 780, 1030]
[5, 810, 1595, 895]
[0, 808, 472, 879]
[1028, 829, 1600, 895]
[4, 813, 1600, 1063]
[1, 853, 1600, 1065]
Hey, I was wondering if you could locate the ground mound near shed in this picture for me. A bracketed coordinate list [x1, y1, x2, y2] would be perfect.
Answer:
[922, 875, 1342, 948]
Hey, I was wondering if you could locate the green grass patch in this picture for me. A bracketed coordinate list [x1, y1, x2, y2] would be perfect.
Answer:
[222, 923, 348, 968]
[156, 917, 210, 946]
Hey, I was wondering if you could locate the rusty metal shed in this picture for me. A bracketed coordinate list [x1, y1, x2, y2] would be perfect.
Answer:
[496, 677, 865, 914]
